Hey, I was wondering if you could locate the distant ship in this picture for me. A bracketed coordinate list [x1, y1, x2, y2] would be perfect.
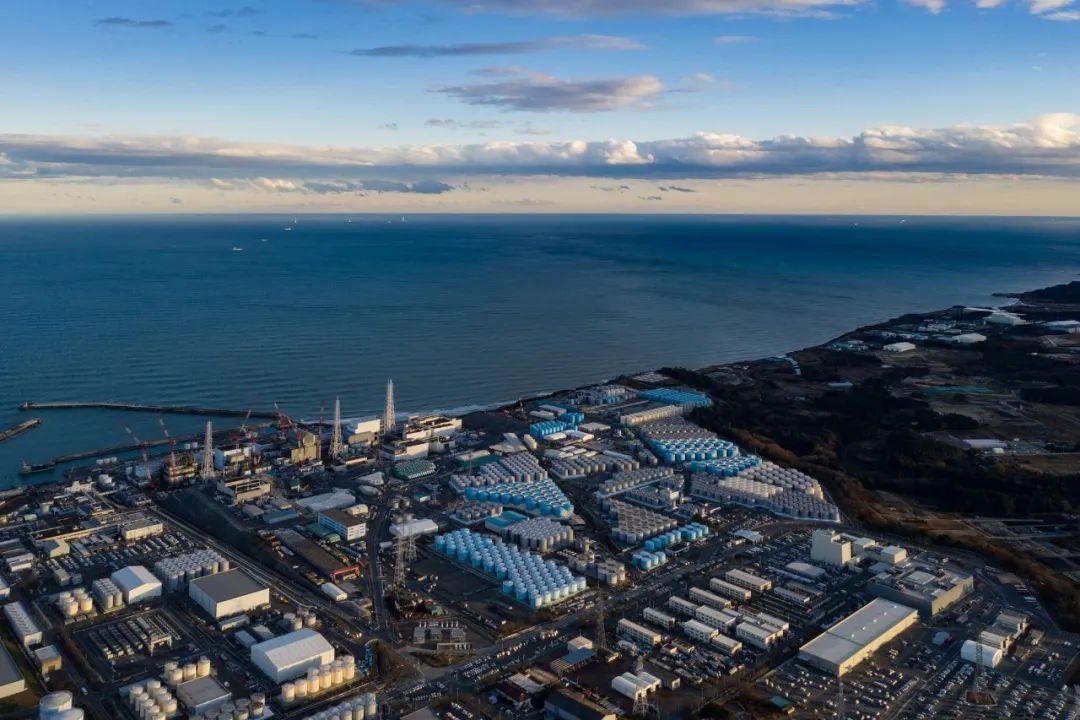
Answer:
[260, 238, 268, 242]
[20, 460, 56, 476]
[232, 246, 244, 252]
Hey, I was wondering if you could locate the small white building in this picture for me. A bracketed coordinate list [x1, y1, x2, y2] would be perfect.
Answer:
[111, 566, 162, 604]
[250, 628, 335, 683]
[883, 342, 916, 353]
[961, 639, 1003, 668]
[189, 569, 270, 619]
[811, 529, 852, 567]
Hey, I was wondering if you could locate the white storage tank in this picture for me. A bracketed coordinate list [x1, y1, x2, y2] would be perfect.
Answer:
[197, 656, 212, 677]
[280, 683, 295, 703]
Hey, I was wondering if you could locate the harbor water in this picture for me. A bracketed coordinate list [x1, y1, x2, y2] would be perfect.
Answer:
[1, 214, 1079, 487]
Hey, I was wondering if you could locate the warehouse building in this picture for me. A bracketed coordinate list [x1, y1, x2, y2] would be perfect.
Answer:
[724, 569, 772, 594]
[3, 601, 42, 647]
[544, 688, 617, 720]
[111, 565, 163, 604]
[0, 641, 26, 698]
[711, 634, 743, 656]
[689, 587, 731, 610]
[961, 639, 1003, 668]
[119, 517, 164, 543]
[736, 622, 783, 650]
[799, 599, 919, 676]
[709, 577, 751, 602]
[251, 628, 335, 683]
[682, 619, 718, 644]
[867, 563, 973, 619]
[317, 508, 367, 543]
[695, 606, 738, 632]
[617, 618, 662, 648]
[189, 569, 270, 619]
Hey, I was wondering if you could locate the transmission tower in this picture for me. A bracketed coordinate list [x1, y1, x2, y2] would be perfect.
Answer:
[329, 396, 344, 460]
[632, 656, 649, 718]
[393, 531, 415, 588]
[200, 420, 215, 480]
[594, 591, 606, 655]
[383, 379, 396, 439]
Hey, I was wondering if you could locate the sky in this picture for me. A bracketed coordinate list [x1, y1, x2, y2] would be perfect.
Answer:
[1, 0, 1078, 214]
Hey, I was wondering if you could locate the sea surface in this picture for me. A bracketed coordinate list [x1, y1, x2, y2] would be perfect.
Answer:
[1, 214, 1079, 488]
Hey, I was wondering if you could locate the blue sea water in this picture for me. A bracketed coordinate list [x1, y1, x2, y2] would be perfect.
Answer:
[1, 214, 1078, 488]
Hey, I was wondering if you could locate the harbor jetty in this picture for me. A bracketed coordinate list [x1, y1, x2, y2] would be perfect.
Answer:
[0, 418, 42, 443]
[19, 401, 277, 419]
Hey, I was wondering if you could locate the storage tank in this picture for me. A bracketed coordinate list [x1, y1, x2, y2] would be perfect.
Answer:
[251, 694, 267, 716]
[331, 661, 344, 685]
[320, 665, 333, 690]
[78, 594, 93, 614]
[294, 678, 308, 698]
[183, 663, 197, 681]
[304, 612, 318, 628]
[364, 694, 377, 718]
[39, 690, 74, 718]
[280, 683, 295, 703]
[197, 656, 211, 677]
[55, 711, 84, 720]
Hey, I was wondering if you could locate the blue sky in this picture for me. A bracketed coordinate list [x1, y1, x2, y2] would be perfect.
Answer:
[1, 0, 1078, 213]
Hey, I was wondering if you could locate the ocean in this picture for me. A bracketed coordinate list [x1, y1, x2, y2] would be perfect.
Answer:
[1, 214, 1078, 488]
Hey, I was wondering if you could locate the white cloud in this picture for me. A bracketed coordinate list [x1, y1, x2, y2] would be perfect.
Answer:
[2, 114, 1079, 181]
[433, 71, 665, 112]
[714, 35, 756, 44]
[1042, 8, 1080, 16]
[904, 0, 947, 12]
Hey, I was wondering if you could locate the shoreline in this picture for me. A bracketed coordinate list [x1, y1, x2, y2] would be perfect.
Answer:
[10, 279, 1068, 495]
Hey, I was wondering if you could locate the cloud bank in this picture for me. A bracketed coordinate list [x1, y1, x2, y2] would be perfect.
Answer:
[1, 114, 1078, 184]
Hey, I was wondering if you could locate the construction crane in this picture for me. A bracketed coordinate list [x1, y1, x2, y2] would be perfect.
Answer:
[158, 416, 177, 474]
[122, 424, 151, 481]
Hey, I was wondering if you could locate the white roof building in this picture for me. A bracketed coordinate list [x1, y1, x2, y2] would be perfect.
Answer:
[110, 565, 162, 604]
[799, 599, 918, 676]
[250, 628, 334, 683]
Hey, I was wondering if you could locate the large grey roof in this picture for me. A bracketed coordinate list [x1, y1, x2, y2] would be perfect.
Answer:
[0, 642, 24, 688]
[190, 568, 267, 602]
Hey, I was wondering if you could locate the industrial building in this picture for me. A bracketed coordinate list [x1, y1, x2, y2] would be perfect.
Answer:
[188, 569, 270, 619]
[389, 518, 439, 539]
[317, 507, 367, 542]
[0, 641, 26, 698]
[3, 601, 42, 647]
[682, 619, 719, 644]
[724, 569, 772, 593]
[799, 599, 919, 676]
[709, 577, 752, 602]
[811, 529, 852, 567]
[111, 565, 163, 604]
[689, 587, 731, 610]
[402, 414, 462, 441]
[961, 639, 1004, 668]
[250, 628, 335, 683]
[695, 605, 738, 632]
[735, 621, 784, 649]
[119, 517, 164, 542]
[217, 475, 272, 505]
[617, 618, 663, 647]
[176, 675, 232, 714]
[867, 563, 974, 618]
[643, 607, 677, 630]
[544, 688, 617, 720]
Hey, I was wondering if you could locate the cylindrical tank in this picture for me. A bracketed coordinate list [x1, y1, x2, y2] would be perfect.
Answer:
[146, 679, 161, 691]
[197, 656, 211, 677]
[320, 666, 333, 690]
[251, 693, 266, 716]
[364, 694, 377, 717]
[39, 690, 74, 718]
[183, 663, 197, 681]
[291, 616, 303, 631]
[304, 612, 318, 628]
[161, 699, 178, 715]
[343, 661, 356, 681]
[55, 711, 85, 720]
[234, 709, 249, 720]
[294, 678, 308, 698]
[167, 667, 183, 686]
[331, 661, 344, 685]
[280, 683, 296, 703]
